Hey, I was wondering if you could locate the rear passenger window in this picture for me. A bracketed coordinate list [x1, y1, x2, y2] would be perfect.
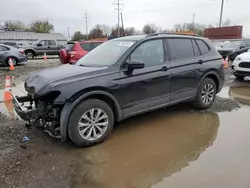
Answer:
[196, 40, 210, 55]
[92, 42, 102, 49]
[81, 43, 92, 51]
[192, 40, 201, 56]
[168, 38, 194, 60]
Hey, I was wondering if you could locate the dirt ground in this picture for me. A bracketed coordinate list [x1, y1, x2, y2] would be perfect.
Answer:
[0, 60, 250, 188]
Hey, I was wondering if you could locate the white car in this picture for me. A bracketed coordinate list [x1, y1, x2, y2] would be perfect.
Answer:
[232, 49, 250, 80]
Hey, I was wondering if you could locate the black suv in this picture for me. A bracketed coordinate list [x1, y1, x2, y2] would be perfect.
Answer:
[13, 34, 225, 147]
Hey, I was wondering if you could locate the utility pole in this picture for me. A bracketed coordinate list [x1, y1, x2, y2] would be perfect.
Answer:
[219, 0, 225, 27]
[192, 13, 195, 31]
[67, 27, 70, 41]
[114, 0, 123, 37]
[83, 11, 89, 40]
[121, 12, 124, 36]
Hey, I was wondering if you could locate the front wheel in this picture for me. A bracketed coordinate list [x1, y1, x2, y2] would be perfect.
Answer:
[25, 51, 35, 59]
[68, 99, 114, 147]
[194, 78, 216, 109]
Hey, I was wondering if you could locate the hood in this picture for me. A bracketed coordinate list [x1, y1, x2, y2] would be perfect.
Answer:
[217, 48, 235, 52]
[25, 64, 107, 95]
[237, 52, 250, 59]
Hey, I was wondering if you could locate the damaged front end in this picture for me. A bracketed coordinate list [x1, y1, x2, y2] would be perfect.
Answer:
[12, 91, 63, 139]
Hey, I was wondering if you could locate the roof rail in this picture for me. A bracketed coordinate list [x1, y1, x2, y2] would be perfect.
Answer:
[146, 32, 197, 37]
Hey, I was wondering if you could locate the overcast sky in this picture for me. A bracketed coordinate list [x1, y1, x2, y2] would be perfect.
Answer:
[1, 0, 250, 36]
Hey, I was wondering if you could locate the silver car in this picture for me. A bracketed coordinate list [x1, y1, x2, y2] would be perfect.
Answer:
[0, 44, 27, 66]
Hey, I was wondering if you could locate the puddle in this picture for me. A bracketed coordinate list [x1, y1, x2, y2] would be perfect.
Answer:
[70, 111, 220, 188]
[69, 107, 250, 188]
[230, 86, 250, 106]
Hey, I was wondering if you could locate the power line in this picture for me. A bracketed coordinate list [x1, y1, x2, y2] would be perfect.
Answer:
[114, 0, 124, 37]
[83, 11, 89, 40]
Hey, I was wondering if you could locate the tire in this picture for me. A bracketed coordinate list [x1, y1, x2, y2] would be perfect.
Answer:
[194, 78, 216, 109]
[25, 50, 35, 59]
[6, 57, 17, 66]
[234, 75, 245, 81]
[68, 99, 114, 147]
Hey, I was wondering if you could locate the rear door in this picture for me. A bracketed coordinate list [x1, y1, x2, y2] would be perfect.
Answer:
[48, 40, 58, 55]
[167, 38, 203, 104]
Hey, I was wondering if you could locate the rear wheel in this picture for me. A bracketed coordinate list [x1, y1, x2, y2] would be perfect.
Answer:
[234, 75, 245, 81]
[68, 99, 114, 147]
[194, 78, 216, 109]
[6, 57, 17, 66]
[25, 51, 34, 59]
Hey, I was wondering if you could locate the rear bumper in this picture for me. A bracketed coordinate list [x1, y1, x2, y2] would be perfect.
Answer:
[18, 56, 28, 62]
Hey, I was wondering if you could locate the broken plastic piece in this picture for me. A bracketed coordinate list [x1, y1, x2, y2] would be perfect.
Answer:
[22, 136, 30, 142]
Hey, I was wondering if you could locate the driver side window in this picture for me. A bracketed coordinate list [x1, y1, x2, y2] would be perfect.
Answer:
[130, 39, 164, 67]
[38, 40, 48, 46]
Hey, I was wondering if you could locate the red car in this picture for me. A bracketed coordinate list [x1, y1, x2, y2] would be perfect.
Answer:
[59, 40, 104, 64]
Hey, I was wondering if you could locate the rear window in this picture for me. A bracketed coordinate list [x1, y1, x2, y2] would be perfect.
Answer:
[80, 43, 92, 51]
[65, 43, 75, 51]
[168, 38, 194, 60]
[196, 40, 210, 55]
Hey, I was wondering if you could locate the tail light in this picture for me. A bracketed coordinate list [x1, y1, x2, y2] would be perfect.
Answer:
[19, 51, 25, 54]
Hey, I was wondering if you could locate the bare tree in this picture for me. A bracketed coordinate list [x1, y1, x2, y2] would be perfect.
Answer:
[142, 24, 157, 34]
[100, 24, 111, 37]
[88, 25, 105, 39]
[124, 27, 136, 36]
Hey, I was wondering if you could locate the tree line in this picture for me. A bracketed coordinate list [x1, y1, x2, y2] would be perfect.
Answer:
[0, 19, 232, 40]
[1, 20, 54, 33]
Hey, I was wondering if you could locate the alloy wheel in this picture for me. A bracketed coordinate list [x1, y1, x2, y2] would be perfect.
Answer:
[201, 83, 215, 105]
[78, 108, 109, 141]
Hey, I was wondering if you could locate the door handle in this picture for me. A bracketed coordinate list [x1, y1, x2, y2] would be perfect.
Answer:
[197, 60, 203, 64]
[161, 66, 168, 71]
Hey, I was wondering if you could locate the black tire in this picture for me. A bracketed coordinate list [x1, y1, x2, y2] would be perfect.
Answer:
[194, 78, 216, 109]
[5, 57, 18, 66]
[68, 99, 114, 147]
[234, 75, 245, 81]
[25, 50, 35, 59]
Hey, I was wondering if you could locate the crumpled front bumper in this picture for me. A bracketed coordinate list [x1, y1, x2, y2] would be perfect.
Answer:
[11, 94, 40, 121]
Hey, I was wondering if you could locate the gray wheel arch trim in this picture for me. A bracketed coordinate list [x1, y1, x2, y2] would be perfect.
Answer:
[199, 71, 221, 92]
[60, 90, 122, 141]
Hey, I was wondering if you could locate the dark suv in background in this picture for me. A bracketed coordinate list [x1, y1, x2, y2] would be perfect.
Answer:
[13, 34, 225, 147]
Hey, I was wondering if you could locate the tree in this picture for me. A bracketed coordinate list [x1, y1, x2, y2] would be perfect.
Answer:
[100, 24, 111, 37]
[4, 21, 26, 31]
[110, 26, 123, 37]
[173, 22, 206, 36]
[72, 31, 85, 41]
[88, 24, 105, 39]
[124, 27, 135, 36]
[30, 19, 54, 33]
[142, 24, 157, 34]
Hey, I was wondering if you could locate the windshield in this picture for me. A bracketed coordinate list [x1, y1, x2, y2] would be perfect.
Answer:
[76, 40, 135, 67]
[223, 41, 243, 48]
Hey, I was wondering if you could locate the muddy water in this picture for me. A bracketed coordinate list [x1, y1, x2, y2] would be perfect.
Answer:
[69, 107, 250, 188]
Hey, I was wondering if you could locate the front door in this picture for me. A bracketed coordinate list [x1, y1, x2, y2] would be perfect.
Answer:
[36, 40, 49, 55]
[117, 39, 170, 117]
[166, 38, 203, 104]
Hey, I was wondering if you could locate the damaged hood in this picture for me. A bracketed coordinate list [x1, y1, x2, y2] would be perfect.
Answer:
[25, 64, 107, 95]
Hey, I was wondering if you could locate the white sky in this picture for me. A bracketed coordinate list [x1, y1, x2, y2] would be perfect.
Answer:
[1, 0, 250, 37]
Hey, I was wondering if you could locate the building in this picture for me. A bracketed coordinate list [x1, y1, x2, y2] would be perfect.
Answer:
[0, 30, 67, 44]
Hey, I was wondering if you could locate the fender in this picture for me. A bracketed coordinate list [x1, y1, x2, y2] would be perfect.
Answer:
[60, 90, 122, 141]
[199, 70, 222, 92]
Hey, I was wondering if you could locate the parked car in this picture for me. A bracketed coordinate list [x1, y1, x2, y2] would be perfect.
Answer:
[2, 41, 30, 49]
[24, 39, 65, 59]
[217, 39, 250, 61]
[13, 34, 225, 147]
[59, 40, 104, 64]
[0, 44, 27, 66]
[232, 49, 250, 80]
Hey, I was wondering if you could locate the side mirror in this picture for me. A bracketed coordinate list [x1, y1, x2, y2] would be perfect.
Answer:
[123, 59, 145, 75]
[37, 43, 42, 47]
[126, 59, 145, 70]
